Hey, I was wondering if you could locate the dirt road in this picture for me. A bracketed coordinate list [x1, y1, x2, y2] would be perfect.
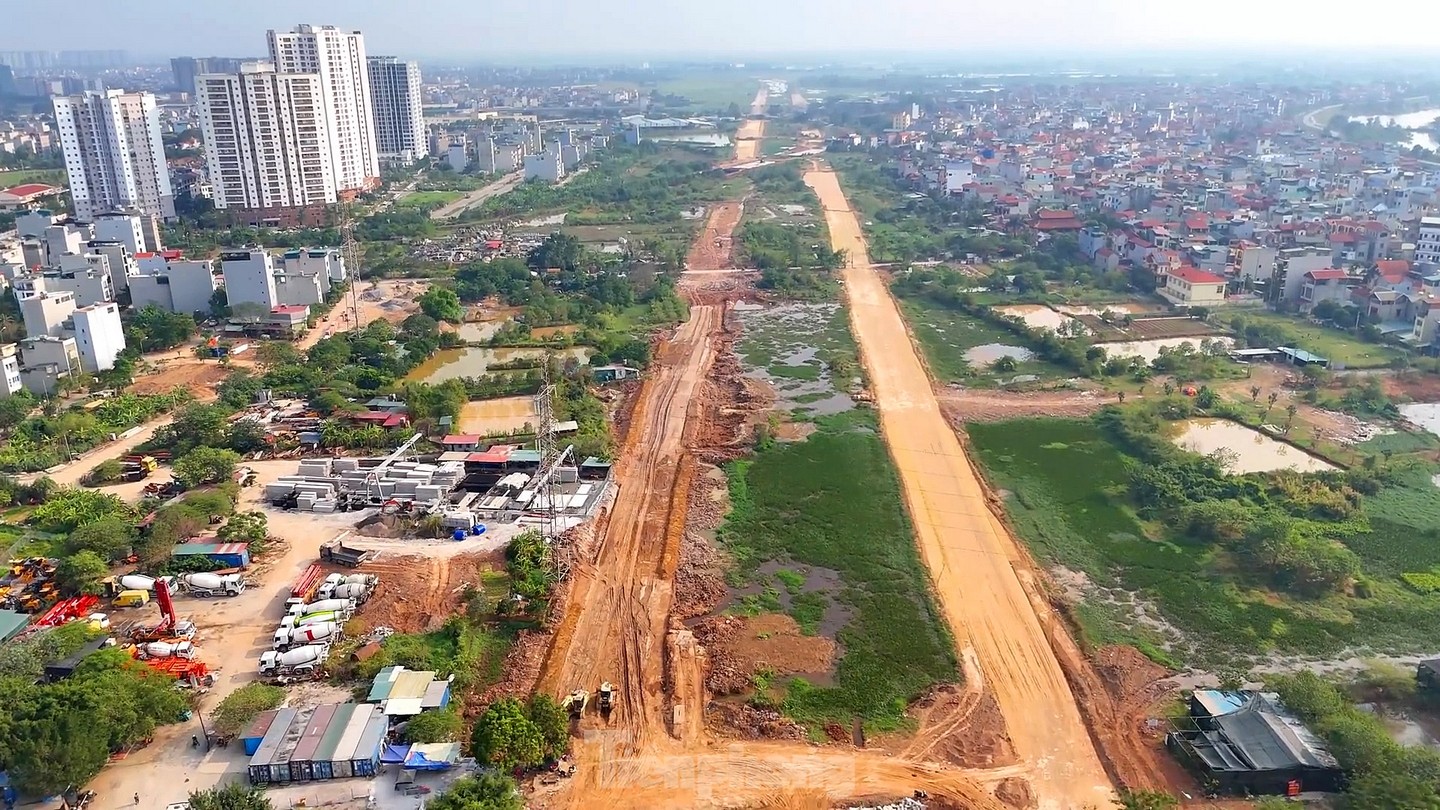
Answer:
[536, 300, 721, 750]
[429, 171, 525, 220]
[733, 118, 766, 163]
[804, 164, 1115, 809]
[748, 88, 769, 117]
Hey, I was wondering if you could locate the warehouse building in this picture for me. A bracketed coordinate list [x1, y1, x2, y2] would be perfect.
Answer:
[245, 703, 387, 784]
[1167, 690, 1343, 796]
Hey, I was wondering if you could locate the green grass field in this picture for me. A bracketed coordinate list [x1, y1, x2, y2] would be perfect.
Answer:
[654, 75, 761, 113]
[969, 418, 1440, 667]
[896, 296, 1073, 388]
[721, 408, 956, 730]
[394, 190, 462, 210]
[0, 169, 65, 188]
[1232, 311, 1403, 369]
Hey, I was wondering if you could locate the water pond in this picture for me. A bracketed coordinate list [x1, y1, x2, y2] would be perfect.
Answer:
[1171, 418, 1336, 474]
[405, 346, 593, 383]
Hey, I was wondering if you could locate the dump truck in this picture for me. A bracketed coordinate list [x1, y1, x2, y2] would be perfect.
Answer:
[259, 645, 327, 677]
[141, 640, 196, 660]
[562, 689, 588, 719]
[179, 572, 246, 598]
[319, 541, 376, 568]
[598, 681, 616, 713]
[273, 622, 339, 651]
[285, 598, 355, 619]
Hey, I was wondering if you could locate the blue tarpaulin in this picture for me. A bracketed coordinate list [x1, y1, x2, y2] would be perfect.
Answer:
[404, 742, 461, 770]
[380, 744, 410, 764]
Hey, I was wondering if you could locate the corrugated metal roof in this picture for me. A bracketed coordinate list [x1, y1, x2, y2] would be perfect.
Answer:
[390, 669, 434, 700]
[351, 714, 388, 763]
[248, 707, 297, 767]
[367, 665, 401, 702]
[313, 703, 356, 762]
[422, 680, 451, 709]
[382, 697, 425, 716]
[172, 542, 249, 555]
[0, 611, 30, 641]
[290, 704, 336, 762]
[242, 709, 282, 741]
[333, 703, 377, 761]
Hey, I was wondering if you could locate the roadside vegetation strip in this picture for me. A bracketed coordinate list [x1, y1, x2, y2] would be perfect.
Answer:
[896, 295, 1073, 387]
[719, 408, 956, 731]
[968, 409, 1440, 667]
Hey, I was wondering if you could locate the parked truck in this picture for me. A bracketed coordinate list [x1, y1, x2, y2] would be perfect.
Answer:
[259, 645, 328, 677]
[102, 574, 177, 597]
[280, 610, 344, 629]
[319, 541, 376, 568]
[141, 640, 196, 660]
[273, 622, 339, 651]
[285, 598, 355, 619]
[179, 572, 246, 598]
[316, 573, 377, 602]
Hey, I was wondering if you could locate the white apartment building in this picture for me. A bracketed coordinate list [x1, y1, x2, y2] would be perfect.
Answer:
[16, 255, 116, 308]
[268, 25, 379, 192]
[70, 302, 125, 373]
[92, 211, 147, 254]
[220, 249, 280, 311]
[129, 259, 219, 317]
[367, 56, 426, 164]
[1419, 217, 1440, 267]
[18, 336, 80, 395]
[88, 240, 136, 295]
[280, 247, 346, 285]
[19, 290, 77, 338]
[524, 149, 564, 183]
[197, 63, 337, 212]
[0, 344, 23, 398]
[52, 90, 175, 221]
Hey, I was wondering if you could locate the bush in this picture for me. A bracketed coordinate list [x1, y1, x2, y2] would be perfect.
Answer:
[1400, 572, 1440, 594]
[404, 707, 462, 743]
[210, 682, 286, 736]
[83, 458, 124, 486]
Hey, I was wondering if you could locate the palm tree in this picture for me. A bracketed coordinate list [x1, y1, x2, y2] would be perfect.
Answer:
[1263, 391, 1279, 421]
[1249, 385, 1261, 402]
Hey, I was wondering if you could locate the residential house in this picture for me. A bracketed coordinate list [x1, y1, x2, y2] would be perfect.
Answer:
[1158, 266, 1227, 308]
[1298, 269, 1354, 314]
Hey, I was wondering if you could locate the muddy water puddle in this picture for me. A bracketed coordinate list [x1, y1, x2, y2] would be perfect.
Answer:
[1172, 418, 1337, 473]
[710, 560, 852, 686]
[1097, 335, 1233, 363]
[737, 302, 856, 416]
[1399, 402, 1440, 437]
[964, 343, 1033, 366]
[404, 345, 592, 383]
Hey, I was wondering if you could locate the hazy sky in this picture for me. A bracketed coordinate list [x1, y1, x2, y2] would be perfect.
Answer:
[5, 0, 1439, 61]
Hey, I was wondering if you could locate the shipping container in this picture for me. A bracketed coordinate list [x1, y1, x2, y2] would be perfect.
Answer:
[171, 542, 251, 568]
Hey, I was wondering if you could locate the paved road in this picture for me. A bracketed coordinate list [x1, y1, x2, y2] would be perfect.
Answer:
[429, 171, 525, 220]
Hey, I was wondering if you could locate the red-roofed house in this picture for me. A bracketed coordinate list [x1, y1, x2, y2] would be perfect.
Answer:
[440, 434, 482, 451]
[1031, 208, 1082, 232]
[1373, 260, 1410, 286]
[1158, 266, 1227, 307]
[0, 183, 62, 210]
[1299, 269, 1355, 314]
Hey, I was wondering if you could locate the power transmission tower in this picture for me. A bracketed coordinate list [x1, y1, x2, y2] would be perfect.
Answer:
[339, 204, 362, 328]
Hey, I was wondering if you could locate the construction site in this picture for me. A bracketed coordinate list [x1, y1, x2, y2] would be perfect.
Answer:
[504, 105, 1186, 810]
[44, 99, 1194, 810]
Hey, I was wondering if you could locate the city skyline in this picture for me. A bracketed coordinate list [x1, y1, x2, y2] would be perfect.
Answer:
[5, 0, 1440, 61]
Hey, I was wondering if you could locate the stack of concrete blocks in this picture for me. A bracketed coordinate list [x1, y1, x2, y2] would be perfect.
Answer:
[264, 456, 466, 512]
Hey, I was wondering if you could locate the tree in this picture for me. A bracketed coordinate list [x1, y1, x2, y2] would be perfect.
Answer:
[55, 551, 108, 595]
[471, 697, 546, 770]
[1250, 385, 1262, 402]
[83, 458, 124, 486]
[187, 784, 274, 810]
[1284, 403, 1299, 434]
[526, 695, 569, 760]
[168, 403, 231, 452]
[124, 305, 198, 352]
[428, 774, 523, 810]
[1264, 390, 1280, 420]
[210, 683, 285, 737]
[419, 286, 464, 323]
[64, 516, 137, 561]
[172, 447, 240, 488]
[216, 510, 268, 544]
[405, 707, 463, 743]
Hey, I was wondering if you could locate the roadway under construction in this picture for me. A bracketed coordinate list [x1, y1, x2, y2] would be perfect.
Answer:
[530, 112, 1171, 809]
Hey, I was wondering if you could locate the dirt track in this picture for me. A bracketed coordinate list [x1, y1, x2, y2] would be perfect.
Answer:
[804, 164, 1116, 809]
[734, 118, 766, 163]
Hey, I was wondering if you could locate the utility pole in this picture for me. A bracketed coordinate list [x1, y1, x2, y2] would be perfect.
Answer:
[339, 204, 362, 329]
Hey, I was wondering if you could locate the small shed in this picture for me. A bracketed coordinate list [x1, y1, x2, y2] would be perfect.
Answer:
[1277, 346, 1330, 368]
[42, 638, 109, 683]
[1167, 690, 1343, 795]
[580, 457, 613, 481]
[440, 434, 482, 452]
[367, 665, 454, 716]
[172, 542, 251, 568]
[591, 364, 640, 383]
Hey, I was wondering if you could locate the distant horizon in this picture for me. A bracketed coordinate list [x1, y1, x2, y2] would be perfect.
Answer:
[6, 0, 1439, 65]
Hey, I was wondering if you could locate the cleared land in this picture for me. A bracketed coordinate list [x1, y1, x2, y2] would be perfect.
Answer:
[395, 190, 463, 210]
[457, 395, 539, 435]
[1233, 310, 1403, 368]
[733, 118, 766, 163]
[805, 163, 1115, 807]
[429, 171, 524, 220]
